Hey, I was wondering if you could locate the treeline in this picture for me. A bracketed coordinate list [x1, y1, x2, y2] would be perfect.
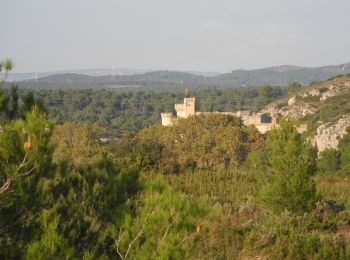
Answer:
[14, 83, 301, 134]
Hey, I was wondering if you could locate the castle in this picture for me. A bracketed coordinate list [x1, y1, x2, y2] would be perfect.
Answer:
[161, 97, 278, 133]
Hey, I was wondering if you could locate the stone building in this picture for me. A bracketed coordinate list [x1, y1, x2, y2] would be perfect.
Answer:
[174, 97, 196, 118]
[161, 97, 278, 133]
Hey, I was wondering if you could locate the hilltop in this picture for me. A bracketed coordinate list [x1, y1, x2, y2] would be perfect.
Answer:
[264, 75, 350, 152]
[15, 62, 350, 89]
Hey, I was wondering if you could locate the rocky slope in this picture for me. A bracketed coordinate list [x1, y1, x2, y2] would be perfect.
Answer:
[264, 75, 350, 153]
[313, 115, 350, 152]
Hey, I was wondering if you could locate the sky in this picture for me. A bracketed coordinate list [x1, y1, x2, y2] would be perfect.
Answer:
[2, 0, 350, 73]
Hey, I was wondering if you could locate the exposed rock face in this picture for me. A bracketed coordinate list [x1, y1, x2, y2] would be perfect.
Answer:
[279, 103, 317, 118]
[313, 115, 350, 153]
[288, 96, 296, 106]
[309, 89, 320, 96]
[261, 77, 350, 153]
[270, 78, 350, 119]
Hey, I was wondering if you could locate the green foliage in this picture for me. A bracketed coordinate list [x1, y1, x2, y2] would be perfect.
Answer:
[0, 106, 53, 202]
[316, 176, 350, 214]
[338, 127, 350, 174]
[113, 114, 264, 172]
[287, 82, 303, 93]
[19, 86, 288, 134]
[318, 127, 350, 176]
[318, 148, 341, 174]
[34, 158, 139, 258]
[242, 209, 350, 259]
[243, 149, 268, 172]
[162, 166, 350, 259]
[0, 106, 55, 257]
[26, 212, 74, 260]
[167, 170, 258, 205]
[319, 92, 350, 124]
[259, 120, 318, 213]
[50, 122, 106, 166]
[0, 86, 44, 121]
[108, 175, 211, 259]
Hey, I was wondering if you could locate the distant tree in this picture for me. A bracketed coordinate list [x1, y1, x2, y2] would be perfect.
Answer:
[50, 122, 105, 166]
[21, 91, 46, 117]
[287, 82, 302, 93]
[259, 85, 274, 99]
[318, 148, 341, 173]
[0, 59, 42, 120]
[3, 86, 20, 120]
[0, 58, 14, 83]
[337, 127, 350, 174]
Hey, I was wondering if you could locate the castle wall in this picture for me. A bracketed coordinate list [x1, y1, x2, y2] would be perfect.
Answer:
[161, 97, 278, 133]
[161, 113, 174, 126]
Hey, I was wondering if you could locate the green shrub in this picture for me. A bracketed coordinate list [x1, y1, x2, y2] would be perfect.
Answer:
[318, 148, 341, 174]
[259, 120, 318, 214]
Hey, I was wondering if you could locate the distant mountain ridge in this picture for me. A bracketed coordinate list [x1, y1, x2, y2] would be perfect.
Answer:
[7, 68, 153, 82]
[15, 62, 350, 89]
[8, 68, 220, 82]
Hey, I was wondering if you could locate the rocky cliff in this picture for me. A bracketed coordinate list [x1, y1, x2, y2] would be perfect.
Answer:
[313, 115, 350, 153]
[265, 76, 350, 153]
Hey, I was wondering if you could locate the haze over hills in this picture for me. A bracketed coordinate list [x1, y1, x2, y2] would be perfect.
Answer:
[14, 62, 350, 89]
[8, 68, 220, 82]
[7, 68, 153, 82]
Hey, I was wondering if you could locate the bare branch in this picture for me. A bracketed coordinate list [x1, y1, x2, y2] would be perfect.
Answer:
[0, 152, 33, 194]
[115, 229, 125, 259]
[161, 213, 178, 243]
[115, 211, 152, 260]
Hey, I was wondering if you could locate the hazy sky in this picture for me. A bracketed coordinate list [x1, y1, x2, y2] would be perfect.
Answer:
[2, 0, 350, 73]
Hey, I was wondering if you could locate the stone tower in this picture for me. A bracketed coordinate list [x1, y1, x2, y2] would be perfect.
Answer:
[175, 97, 196, 118]
[160, 113, 174, 126]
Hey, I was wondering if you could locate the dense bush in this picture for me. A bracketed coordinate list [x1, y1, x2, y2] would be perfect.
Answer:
[113, 114, 264, 173]
[317, 127, 350, 176]
[259, 120, 318, 214]
[318, 148, 341, 174]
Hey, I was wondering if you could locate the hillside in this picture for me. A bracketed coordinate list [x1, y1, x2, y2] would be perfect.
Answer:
[264, 75, 350, 152]
[16, 71, 204, 90]
[212, 63, 350, 87]
[16, 62, 350, 89]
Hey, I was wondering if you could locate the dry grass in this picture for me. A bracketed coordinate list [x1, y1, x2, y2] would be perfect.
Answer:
[315, 176, 350, 206]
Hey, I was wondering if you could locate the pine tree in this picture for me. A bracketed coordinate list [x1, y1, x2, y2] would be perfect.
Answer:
[259, 120, 318, 214]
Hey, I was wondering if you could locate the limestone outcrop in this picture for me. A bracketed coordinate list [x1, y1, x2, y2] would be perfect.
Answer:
[279, 103, 317, 118]
[313, 115, 350, 153]
[262, 76, 350, 152]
